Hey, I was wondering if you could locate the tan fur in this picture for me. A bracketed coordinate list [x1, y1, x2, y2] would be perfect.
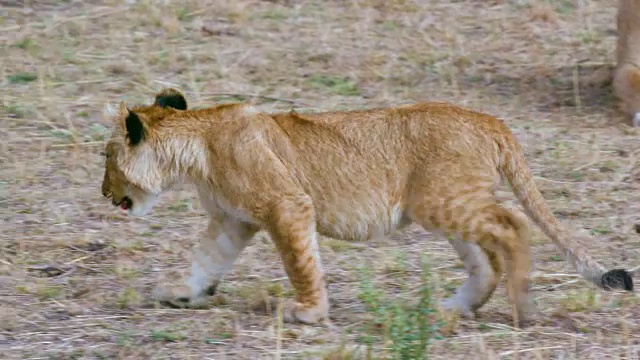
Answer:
[614, 0, 640, 126]
[100, 90, 633, 327]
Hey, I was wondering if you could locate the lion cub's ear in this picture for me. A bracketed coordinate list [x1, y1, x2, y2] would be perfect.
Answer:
[154, 88, 188, 110]
[125, 110, 145, 146]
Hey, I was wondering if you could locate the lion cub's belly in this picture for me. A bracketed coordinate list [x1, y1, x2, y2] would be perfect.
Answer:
[315, 203, 411, 242]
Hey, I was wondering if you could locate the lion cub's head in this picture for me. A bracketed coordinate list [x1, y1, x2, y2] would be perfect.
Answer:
[100, 89, 190, 216]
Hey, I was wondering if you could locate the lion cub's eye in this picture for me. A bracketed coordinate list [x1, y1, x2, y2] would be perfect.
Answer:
[100, 151, 110, 159]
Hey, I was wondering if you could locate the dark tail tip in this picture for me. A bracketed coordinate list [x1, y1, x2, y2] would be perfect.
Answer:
[601, 269, 634, 291]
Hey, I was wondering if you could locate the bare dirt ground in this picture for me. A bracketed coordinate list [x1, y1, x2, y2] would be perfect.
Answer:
[2, 0, 640, 359]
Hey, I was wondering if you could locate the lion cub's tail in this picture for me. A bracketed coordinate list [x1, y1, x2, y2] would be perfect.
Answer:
[495, 132, 634, 292]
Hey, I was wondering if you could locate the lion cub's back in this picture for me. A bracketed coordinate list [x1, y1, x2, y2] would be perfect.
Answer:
[267, 103, 503, 241]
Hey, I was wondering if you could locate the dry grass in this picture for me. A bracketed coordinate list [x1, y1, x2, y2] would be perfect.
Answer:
[2, 0, 640, 358]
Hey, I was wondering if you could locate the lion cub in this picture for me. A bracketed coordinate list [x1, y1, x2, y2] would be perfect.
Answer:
[100, 89, 633, 327]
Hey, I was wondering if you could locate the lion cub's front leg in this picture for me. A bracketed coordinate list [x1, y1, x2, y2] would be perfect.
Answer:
[268, 194, 329, 324]
[152, 215, 258, 308]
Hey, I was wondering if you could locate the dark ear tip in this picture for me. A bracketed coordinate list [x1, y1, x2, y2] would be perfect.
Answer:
[125, 111, 145, 146]
[601, 269, 634, 291]
[156, 88, 182, 97]
[154, 88, 187, 110]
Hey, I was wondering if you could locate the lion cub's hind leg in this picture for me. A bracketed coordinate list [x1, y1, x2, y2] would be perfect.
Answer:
[410, 181, 535, 327]
[441, 238, 501, 319]
[267, 194, 329, 325]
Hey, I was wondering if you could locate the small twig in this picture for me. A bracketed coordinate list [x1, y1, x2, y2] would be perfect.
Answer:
[48, 141, 106, 149]
[572, 62, 582, 113]
[199, 92, 309, 107]
[500, 346, 564, 357]
[49, 78, 114, 86]
[274, 298, 284, 360]
[64, 255, 93, 265]
[533, 176, 628, 186]
[532, 279, 582, 292]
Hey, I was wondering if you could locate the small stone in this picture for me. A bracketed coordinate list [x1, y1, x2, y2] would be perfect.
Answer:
[66, 304, 86, 316]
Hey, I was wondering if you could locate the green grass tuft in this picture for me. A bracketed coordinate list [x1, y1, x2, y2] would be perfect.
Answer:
[357, 254, 442, 359]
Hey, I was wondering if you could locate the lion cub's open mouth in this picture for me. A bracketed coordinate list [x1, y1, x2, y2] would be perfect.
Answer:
[112, 196, 133, 210]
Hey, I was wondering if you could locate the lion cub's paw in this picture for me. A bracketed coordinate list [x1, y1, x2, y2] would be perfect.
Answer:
[151, 283, 211, 309]
[440, 298, 477, 319]
[281, 300, 330, 326]
[512, 303, 540, 329]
